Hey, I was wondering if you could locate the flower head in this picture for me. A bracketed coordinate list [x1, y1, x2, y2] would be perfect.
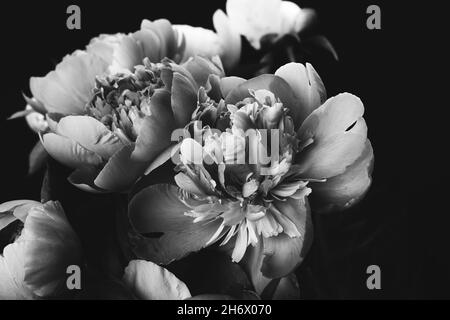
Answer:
[40, 56, 224, 193]
[18, 18, 240, 133]
[128, 62, 374, 293]
[0, 200, 82, 299]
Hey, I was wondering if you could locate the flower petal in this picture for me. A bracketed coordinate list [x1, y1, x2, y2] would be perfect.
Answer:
[275, 62, 326, 125]
[0, 200, 42, 230]
[183, 56, 224, 88]
[141, 19, 177, 61]
[213, 9, 242, 70]
[261, 196, 313, 278]
[295, 93, 368, 179]
[20, 201, 82, 297]
[226, 0, 282, 49]
[123, 260, 191, 300]
[42, 133, 103, 169]
[174, 25, 221, 62]
[68, 167, 106, 193]
[171, 72, 199, 128]
[131, 89, 175, 163]
[309, 140, 374, 213]
[87, 33, 143, 73]
[0, 255, 24, 299]
[56, 116, 125, 160]
[225, 74, 301, 127]
[220, 76, 246, 98]
[132, 28, 162, 62]
[128, 184, 223, 264]
[1, 241, 35, 299]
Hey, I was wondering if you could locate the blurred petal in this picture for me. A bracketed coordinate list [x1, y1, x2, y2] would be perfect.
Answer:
[128, 184, 223, 264]
[296, 93, 368, 179]
[42, 133, 103, 169]
[1, 241, 35, 299]
[275, 62, 326, 125]
[279, 1, 302, 34]
[123, 260, 191, 300]
[213, 9, 242, 70]
[56, 116, 124, 160]
[183, 56, 224, 88]
[226, 0, 282, 49]
[68, 167, 105, 193]
[309, 140, 374, 213]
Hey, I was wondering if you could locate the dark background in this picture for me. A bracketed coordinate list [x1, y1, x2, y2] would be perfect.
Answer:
[0, 1, 448, 299]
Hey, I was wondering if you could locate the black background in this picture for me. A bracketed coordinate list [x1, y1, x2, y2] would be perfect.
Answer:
[0, 1, 448, 299]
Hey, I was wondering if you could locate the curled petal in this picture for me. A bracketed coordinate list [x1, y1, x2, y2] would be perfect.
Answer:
[275, 62, 326, 125]
[141, 19, 177, 61]
[128, 184, 223, 264]
[42, 133, 103, 169]
[132, 28, 162, 62]
[123, 260, 191, 300]
[1, 201, 82, 299]
[298, 93, 365, 141]
[295, 93, 368, 179]
[87, 33, 143, 74]
[225, 75, 300, 127]
[68, 167, 105, 193]
[309, 140, 374, 213]
[0, 200, 41, 231]
[56, 116, 124, 160]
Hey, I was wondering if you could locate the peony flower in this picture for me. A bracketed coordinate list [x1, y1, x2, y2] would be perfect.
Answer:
[17, 18, 240, 133]
[40, 56, 224, 193]
[0, 200, 82, 299]
[128, 62, 374, 294]
[222, 0, 315, 49]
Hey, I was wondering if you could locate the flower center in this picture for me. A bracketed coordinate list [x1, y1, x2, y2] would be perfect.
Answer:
[177, 89, 309, 262]
[85, 58, 166, 142]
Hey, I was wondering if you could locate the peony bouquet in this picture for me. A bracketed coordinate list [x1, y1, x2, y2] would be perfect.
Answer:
[1, 0, 373, 300]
